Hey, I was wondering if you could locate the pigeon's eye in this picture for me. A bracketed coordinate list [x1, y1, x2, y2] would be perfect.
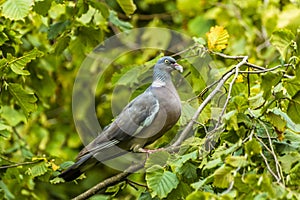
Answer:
[164, 59, 170, 64]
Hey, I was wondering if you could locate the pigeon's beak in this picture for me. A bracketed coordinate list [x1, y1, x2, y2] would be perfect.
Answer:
[172, 63, 183, 73]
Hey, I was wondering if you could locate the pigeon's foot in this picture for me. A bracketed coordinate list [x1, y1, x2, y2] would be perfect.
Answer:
[136, 148, 165, 154]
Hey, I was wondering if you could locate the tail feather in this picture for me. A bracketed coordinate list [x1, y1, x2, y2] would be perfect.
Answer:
[58, 153, 97, 182]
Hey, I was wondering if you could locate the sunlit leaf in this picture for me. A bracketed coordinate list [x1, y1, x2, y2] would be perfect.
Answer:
[0, 106, 26, 126]
[186, 191, 218, 200]
[266, 111, 287, 133]
[25, 162, 48, 177]
[8, 83, 37, 117]
[272, 108, 300, 132]
[278, 152, 300, 173]
[206, 26, 229, 52]
[270, 29, 295, 60]
[213, 165, 233, 188]
[1, 0, 33, 20]
[225, 155, 248, 168]
[289, 162, 300, 185]
[8, 48, 44, 76]
[116, 0, 136, 16]
[0, 31, 9, 46]
[89, 0, 109, 18]
[170, 150, 198, 170]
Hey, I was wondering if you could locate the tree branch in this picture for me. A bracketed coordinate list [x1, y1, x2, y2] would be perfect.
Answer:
[0, 160, 41, 169]
[72, 163, 144, 200]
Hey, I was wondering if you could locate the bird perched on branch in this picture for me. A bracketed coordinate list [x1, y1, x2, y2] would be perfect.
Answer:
[59, 56, 183, 181]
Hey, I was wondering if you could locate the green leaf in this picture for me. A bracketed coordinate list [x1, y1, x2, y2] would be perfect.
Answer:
[278, 152, 300, 173]
[145, 151, 170, 169]
[188, 16, 213, 37]
[213, 165, 233, 188]
[289, 162, 300, 185]
[203, 157, 222, 170]
[60, 161, 75, 170]
[0, 122, 12, 139]
[225, 155, 248, 168]
[25, 162, 48, 177]
[1, 0, 33, 20]
[113, 66, 140, 86]
[170, 150, 198, 170]
[248, 91, 265, 109]
[8, 48, 44, 76]
[33, 0, 52, 16]
[146, 165, 179, 199]
[8, 83, 37, 117]
[48, 20, 71, 40]
[244, 139, 262, 156]
[261, 72, 282, 99]
[190, 175, 214, 190]
[167, 182, 192, 200]
[116, 0, 136, 16]
[272, 108, 300, 132]
[179, 102, 197, 125]
[105, 182, 126, 196]
[287, 91, 300, 124]
[88, 0, 109, 18]
[0, 106, 26, 126]
[138, 191, 156, 200]
[266, 111, 287, 133]
[0, 31, 9, 46]
[186, 191, 218, 200]
[0, 180, 15, 200]
[50, 177, 65, 184]
[54, 35, 71, 55]
[109, 11, 133, 31]
[177, 162, 198, 180]
[270, 29, 295, 60]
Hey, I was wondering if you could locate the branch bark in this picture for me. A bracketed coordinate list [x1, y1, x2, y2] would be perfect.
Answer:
[72, 163, 144, 200]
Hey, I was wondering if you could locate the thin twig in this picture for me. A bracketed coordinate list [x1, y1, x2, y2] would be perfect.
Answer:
[72, 163, 144, 200]
[249, 108, 284, 184]
[239, 64, 290, 74]
[258, 121, 284, 184]
[0, 161, 42, 169]
[215, 56, 248, 128]
[259, 151, 280, 182]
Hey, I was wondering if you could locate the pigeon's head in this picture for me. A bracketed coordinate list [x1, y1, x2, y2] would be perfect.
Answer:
[156, 56, 183, 73]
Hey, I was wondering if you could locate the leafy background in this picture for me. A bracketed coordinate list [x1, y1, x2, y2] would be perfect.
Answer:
[0, 0, 300, 199]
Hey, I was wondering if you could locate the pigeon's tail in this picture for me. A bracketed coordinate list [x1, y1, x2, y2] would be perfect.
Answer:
[58, 153, 97, 182]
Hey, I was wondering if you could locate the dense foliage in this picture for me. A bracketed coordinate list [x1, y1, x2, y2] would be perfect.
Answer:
[0, 0, 300, 199]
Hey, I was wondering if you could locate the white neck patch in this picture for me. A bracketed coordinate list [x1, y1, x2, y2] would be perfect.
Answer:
[152, 79, 166, 87]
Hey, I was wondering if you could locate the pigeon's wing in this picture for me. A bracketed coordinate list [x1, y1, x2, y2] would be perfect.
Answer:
[76, 89, 159, 159]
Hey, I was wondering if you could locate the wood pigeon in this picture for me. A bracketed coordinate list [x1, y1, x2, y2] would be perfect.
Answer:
[59, 56, 183, 181]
